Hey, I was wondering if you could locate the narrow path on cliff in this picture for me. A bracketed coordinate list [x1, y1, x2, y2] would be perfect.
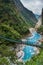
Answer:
[0, 35, 43, 48]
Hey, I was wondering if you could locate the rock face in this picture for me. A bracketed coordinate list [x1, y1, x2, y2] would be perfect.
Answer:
[35, 16, 42, 29]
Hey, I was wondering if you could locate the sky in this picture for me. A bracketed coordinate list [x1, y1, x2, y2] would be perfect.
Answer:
[20, 0, 43, 15]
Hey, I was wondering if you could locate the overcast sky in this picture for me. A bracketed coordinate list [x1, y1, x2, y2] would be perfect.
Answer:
[20, 0, 43, 15]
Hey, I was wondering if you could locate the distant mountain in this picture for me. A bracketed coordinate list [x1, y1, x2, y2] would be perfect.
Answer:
[35, 14, 40, 20]
[0, 0, 37, 40]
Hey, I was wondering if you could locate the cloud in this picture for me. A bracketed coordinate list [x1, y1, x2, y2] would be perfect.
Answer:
[20, 0, 43, 15]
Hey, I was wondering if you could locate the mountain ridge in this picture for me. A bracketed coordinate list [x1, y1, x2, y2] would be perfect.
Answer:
[14, 0, 37, 25]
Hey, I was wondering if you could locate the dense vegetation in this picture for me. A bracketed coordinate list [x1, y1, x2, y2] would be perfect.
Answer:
[0, 0, 29, 40]
[38, 25, 43, 35]
[0, 44, 17, 65]
[0, 0, 37, 40]
[0, 0, 37, 65]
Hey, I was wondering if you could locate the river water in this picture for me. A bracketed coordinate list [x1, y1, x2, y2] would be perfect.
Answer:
[22, 32, 41, 61]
